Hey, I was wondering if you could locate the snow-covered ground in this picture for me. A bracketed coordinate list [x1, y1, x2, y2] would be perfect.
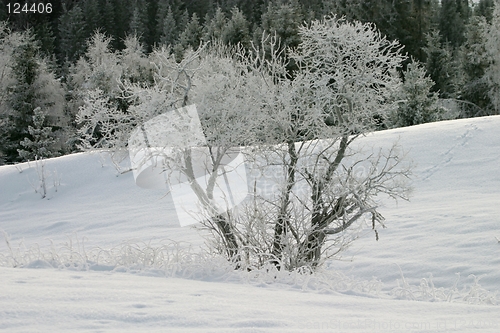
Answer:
[1, 116, 499, 332]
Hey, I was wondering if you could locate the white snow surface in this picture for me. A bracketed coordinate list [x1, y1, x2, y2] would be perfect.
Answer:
[1, 116, 500, 332]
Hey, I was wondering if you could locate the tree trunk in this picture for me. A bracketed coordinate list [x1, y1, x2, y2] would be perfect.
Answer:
[271, 140, 298, 269]
[212, 214, 240, 264]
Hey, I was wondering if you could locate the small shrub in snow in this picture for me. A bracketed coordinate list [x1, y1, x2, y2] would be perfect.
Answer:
[392, 271, 498, 305]
[24, 157, 60, 199]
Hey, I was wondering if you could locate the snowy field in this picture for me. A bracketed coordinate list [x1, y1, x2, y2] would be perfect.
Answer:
[1, 116, 500, 332]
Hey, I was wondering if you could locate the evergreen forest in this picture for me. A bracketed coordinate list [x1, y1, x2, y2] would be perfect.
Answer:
[0, 0, 498, 164]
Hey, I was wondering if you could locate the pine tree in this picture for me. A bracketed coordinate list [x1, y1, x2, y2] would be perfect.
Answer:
[391, 61, 444, 127]
[58, 4, 88, 63]
[158, 5, 178, 46]
[18, 107, 59, 160]
[102, 0, 117, 43]
[129, 0, 150, 46]
[82, 0, 103, 37]
[261, 1, 303, 49]
[203, 7, 228, 42]
[222, 7, 250, 46]
[424, 30, 458, 98]
[1, 32, 66, 163]
[460, 15, 491, 116]
[474, 0, 495, 23]
[178, 12, 203, 50]
[439, 0, 470, 47]
[484, 2, 500, 114]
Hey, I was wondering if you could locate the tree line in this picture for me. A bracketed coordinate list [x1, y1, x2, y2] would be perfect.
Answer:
[0, 0, 499, 164]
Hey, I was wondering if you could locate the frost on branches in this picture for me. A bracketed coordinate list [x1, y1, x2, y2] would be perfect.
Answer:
[78, 16, 412, 271]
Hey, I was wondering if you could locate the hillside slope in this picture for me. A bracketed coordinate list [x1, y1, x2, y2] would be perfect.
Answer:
[0, 116, 499, 332]
[1, 116, 499, 289]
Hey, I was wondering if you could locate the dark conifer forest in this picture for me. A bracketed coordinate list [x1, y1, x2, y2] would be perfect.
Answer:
[0, 0, 498, 164]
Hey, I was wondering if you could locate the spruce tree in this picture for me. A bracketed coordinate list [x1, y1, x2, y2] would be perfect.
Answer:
[82, 0, 103, 37]
[155, 0, 170, 44]
[474, 0, 495, 23]
[203, 7, 228, 42]
[178, 12, 203, 50]
[222, 7, 250, 46]
[391, 61, 444, 127]
[129, 0, 150, 46]
[2, 32, 66, 163]
[58, 4, 88, 63]
[103, 0, 117, 42]
[460, 15, 491, 116]
[439, 0, 470, 47]
[33, 21, 56, 58]
[159, 5, 178, 46]
[484, 2, 500, 114]
[261, 1, 303, 49]
[104, 0, 128, 50]
[3, 40, 41, 162]
[424, 30, 458, 98]
[392, 0, 438, 63]
[18, 107, 59, 160]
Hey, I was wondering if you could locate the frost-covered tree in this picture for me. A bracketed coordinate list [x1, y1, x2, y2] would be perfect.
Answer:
[158, 5, 178, 47]
[222, 7, 251, 46]
[260, 0, 304, 49]
[251, 16, 411, 269]
[0, 28, 66, 163]
[390, 61, 444, 127]
[120, 35, 153, 85]
[203, 7, 228, 42]
[70, 32, 122, 106]
[162, 18, 411, 270]
[484, 2, 500, 114]
[79, 17, 412, 271]
[18, 107, 59, 160]
[460, 15, 491, 116]
[177, 13, 203, 50]
[76, 43, 200, 152]
[424, 30, 459, 98]
[73, 32, 154, 152]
